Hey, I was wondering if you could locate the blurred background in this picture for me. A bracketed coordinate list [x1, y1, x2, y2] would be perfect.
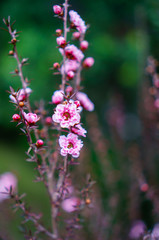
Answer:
[1, 0, 159, 239]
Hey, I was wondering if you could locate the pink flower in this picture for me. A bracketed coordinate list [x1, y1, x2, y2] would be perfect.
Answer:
[69, 10, 87, 34]
[52, 100, 81, 128]
[0, 172, 17, 202]
[64, 45, 84, 62]
[61, 60, 79, 74]
[53, 5, 63, 15]
[9, 87, 32, 103]
[59, 133, 83, 158]
[56, 36, 66, 47]
[71, 124, 87, 137]
[23, 112, 40, 125]
[76, 92, 94, 111]
[83, 57, 94, 68]
[52, 90, 64, 104]
[61, 197, 81, 212]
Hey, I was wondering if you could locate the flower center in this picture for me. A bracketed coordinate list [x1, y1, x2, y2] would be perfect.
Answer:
[63, 112, 71, 120]
[67, 142, 73, 149]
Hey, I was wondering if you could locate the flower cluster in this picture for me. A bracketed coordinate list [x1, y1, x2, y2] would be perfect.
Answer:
[52, 5, 95, 159]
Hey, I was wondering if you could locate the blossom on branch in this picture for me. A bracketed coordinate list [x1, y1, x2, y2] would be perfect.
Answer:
[69, 10, 87, 34]
[59, 133, 83, 158]
[9, 87, 32, 103]
[76, 92, 94, 111]
[52, 100, 81, 128]
[71, 124, 87, 137]
[23, 112, 40, 125]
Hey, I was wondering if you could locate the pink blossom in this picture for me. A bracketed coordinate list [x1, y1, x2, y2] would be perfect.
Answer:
[53, 5, 63, 15]
[83, 57, 94, 68]
[71, 124, 87, 137]
[69, 10, 87, 34]
[61, 60, 79, 74]
[0, 172, 17, 202]
[23, 112, 40, 125]
[64, 45, 84, 62]
[76, 92, 94, 111]
[52, 100, 81, 128]
[52, 90, 64, 104]
[61, 197, 81, 212]
[59, 133, 83, 158]
[9, 87, 32, 103]
[56, 36, 66, 47]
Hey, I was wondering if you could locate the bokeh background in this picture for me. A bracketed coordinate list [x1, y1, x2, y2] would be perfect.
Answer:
[1, 0, 159, 239]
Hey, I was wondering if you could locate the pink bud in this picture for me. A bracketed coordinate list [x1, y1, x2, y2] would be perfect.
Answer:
[23, 112, 40, 125]
[72, 32, 80, 40]
[36, 139, 44, 148]
[12, 114, 21, 121]
[83, 57, 94, 68]
[56, 36, 66, 47]
[56, 29, 62, 36]
[67, 70, 75, 80]
[140, 183, 149, 192]
[66, 86, 73, 94]
[53, 5, 63, 15]
[80, 40, 89, 51]
[53, 62, 60, 69]
[45, 116, 52, 125]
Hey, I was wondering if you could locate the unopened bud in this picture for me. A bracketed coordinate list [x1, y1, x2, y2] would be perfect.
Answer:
[83, 57, 94, 68]
[67, 71, 75, 80]
[53, 62, 60, 69]
[85, 198, 91, 205]
[80, 40, 89, 51]
[9, 50, 14, 56]
[19, 101, 24, 107]
[53, 5, 63, 15]
[72, 32, 80, 40]
[56, 29, 62, 36]
[45, 116, 52, 125]
[14, 69, 19, 74]
[12, 114, 21, 121]
[36, 139, 44, 148]
[66, 86, 73, 94]
[11, 38, 17, 44]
